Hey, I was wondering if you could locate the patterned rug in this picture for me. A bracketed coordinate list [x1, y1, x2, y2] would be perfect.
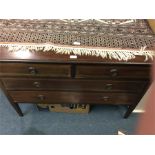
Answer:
[0, 19, 155, 61]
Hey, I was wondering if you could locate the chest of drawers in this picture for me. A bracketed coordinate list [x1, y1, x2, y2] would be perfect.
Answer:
[0, 48, 151, 118]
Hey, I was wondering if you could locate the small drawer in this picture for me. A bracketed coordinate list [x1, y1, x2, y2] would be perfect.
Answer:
[0, 62, 71, 77]
[3, 78, 147, 93]
[9, 91, 137, 105]
[76, 64, 150, 79]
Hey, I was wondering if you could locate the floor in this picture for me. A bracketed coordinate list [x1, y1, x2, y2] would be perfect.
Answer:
[0, 89, 139, 135]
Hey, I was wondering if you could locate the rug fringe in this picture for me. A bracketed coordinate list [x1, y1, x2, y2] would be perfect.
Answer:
[0, 43, 154, 61]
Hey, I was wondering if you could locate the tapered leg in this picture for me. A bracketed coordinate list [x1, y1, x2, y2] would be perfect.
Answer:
[0, 81, 23, 116]
[124, 82, 149, 118]
[11, 103, 23, 117]
[124, 104, 136, 118]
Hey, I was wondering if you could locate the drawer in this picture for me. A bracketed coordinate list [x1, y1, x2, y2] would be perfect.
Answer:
[3, 78, 147, 92]
[9, 91, 137, 105]
[0, 63, 70, 77]
[76, 64, 150, 79]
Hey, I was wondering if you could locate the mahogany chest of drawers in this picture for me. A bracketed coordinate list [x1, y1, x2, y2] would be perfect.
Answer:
[0, 47, 151, 118]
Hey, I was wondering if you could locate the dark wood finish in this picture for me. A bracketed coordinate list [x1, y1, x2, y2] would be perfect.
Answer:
[2, 78, 147, 92]
[0, 48, 152, 118]
[124, 82, 150, 118]
[0, 62, 71, 78]
[9, 91, 137, 105]
[0, 80, 23, 116]
[76, 65, 150, 79]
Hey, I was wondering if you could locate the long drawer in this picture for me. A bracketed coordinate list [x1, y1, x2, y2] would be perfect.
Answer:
[76, 64, 150, 79]
[0, 62, 71, 77]
[2, 78, 147, 92]
[9, 91, 137, 105]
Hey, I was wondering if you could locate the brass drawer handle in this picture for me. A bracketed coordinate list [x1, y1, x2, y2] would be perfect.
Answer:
[28, 66, 37, 75]
[110, 68, 118, 77]
[37, 95, 45, 101]
[105, 83, 113, 90]
[33, 81, 40, 88]
[102, 96, 110, 101]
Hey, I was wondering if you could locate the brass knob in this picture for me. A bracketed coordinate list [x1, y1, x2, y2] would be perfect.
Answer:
[28, 66, 37, 75]
[37, 95, 45, 101]
[33, 81, 40, 88]
[110, 68, 118, 77]
[102, 96, 109, 101]
[105, 83, 113, 90]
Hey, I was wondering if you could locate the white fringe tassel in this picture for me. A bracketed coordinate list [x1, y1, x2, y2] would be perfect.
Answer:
[0, 43, 155, 61]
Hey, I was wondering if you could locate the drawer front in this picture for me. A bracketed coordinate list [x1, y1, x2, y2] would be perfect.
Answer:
[0, 63, 70, 77]
[2, 78, 146, 92]
[76, 65, 150, 79]
[9, 91, 137, 105]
